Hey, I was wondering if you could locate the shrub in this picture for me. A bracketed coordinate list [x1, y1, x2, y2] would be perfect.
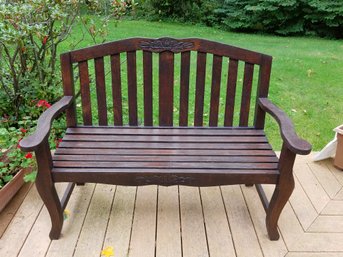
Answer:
[215, 0, 343, 38]
[136, 0, 222, 24]
[0, 0, 130, 127]
[137, 0, 343, 38]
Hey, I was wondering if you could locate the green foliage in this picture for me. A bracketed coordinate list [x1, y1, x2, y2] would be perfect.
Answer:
[0, 0, 130, 188]
[137, 0, 343, 38]
[0, 0, 130, 126]
[0, 127, 36, 189]
[136, 0, 222, 25]
[216, 0, 343, 38]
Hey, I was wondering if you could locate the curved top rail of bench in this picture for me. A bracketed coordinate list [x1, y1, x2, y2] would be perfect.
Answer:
[64, 37, 271, 65]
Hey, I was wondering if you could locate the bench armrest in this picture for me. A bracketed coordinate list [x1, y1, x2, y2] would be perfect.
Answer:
[258, 97, 311, 155]
[19, 96, 74, 152]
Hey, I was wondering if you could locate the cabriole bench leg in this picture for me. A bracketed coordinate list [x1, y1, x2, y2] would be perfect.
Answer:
[266, 143, 296, 240]
[35, 140, 63, 240]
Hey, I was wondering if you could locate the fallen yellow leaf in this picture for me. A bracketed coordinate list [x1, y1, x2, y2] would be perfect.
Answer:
[63, 209, 71, 220]
[101, 246, 114, 257]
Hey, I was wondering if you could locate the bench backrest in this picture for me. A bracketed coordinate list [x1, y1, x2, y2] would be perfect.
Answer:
[61, 37, 272, 128]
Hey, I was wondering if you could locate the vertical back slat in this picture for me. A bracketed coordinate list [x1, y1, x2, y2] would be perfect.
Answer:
[94, 57, 107, 126]
[110, 54, 123, 126]
[209, 55, 223, 127]
[159, 51, 174, 126]
[224, 59, 238, 127]
[143, 51, 153, 126]
[254, 55, 272, 129]
[78, 61, 92, 125]
[61, 53, 77, 127]
[127, 51, 138, 126]
[239, 62, 254, 126]
[194, 52, 207, 126]
[179, 51, 191, 126]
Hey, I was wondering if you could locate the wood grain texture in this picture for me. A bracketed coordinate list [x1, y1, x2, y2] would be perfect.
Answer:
[179, 186, 209, 257]
[239, 62, 254, 126]
[128, 186, 157, 257]
[94, 57, 108, 126]
[209, 55, 223, 127]
[224, 59, 238, 127]
[179, 51, 191, 126]
[159, 51, 174, 126]
[127, 51, 138, 125]
[110, 54, 123, 125]
[60, 53, 77, 127]
[78, 61, 92, 125]
[156, 186, 182, 257]
[143, 51, 153, 126]
[194, 52, 207, 126]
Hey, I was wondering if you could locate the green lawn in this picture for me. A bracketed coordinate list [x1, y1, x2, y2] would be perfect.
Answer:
[60, 19, 343, 151]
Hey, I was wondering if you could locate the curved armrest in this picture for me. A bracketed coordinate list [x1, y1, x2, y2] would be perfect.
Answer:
[19, 96, 74, 152]
[258, 97, 311, 155]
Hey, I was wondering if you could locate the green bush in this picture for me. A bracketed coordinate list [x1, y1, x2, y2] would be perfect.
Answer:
[136, 0, 222, 25]
[0, 0, 130, 127]
[137, 0, 343, 38]
[216, 0, 343, 38]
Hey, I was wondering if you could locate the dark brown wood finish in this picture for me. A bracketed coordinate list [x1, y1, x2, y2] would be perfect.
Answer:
[239, 62, 254, 126]
[194, 52, 207, 126]
[78, 61, 92, 125]
[224, 59, 238, 126]
[127, 51, 138, 125]
[20, 37, 312, 241]
[61, 53, 77, 127]
[254, 55, 272, 129]
[94, 57, 108, 125]
[143, 51, 153, 126]
[159, 51, 174, 126]
[209, 55, 223, 127]
[179, 51, 191, 126]
[110, 54, 123, 126]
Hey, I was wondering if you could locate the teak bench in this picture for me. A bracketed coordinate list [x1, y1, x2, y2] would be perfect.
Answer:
[20, 37, 311, 241]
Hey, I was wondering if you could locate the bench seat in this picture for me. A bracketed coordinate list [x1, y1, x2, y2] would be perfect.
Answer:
[52, 127, 279, 185]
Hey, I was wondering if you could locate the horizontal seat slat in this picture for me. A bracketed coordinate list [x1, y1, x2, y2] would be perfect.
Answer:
[52, 168, 277, 175]
[62, 134, 267, 143]
[52, 155, 278, 163]
[53, 161, 278, 170]
[54, 148, 276, 156]
[66, 127, 265, 136]
[58, 141, 272, 150]
[53, 127, 279, 186]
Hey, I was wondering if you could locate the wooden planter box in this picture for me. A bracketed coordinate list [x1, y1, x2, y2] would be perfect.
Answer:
[334, 125, 343, 170]
[0, 151, 31, 212]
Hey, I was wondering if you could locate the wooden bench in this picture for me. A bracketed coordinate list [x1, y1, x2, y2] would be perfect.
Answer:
[20, 37, 311, 241]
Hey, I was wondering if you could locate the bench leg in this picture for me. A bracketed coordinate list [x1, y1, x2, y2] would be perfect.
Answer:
[266, 143, 296, 240]
[35, 140, 63, 240]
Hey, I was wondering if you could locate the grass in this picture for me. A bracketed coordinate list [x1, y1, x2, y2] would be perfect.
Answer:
[60, 19, 343, 151]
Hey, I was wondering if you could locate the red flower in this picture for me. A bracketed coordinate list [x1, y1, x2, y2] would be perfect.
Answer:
[25, 153, 33, 159]
[42, 35, 48, 45]
[20, 128, 27, 133]
[17, 138, 22, 148]
[56, 138, 63, 148]
[36, 100, 51, 108]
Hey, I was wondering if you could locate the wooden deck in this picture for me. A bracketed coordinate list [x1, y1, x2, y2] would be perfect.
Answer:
[1, 153, 343, 257]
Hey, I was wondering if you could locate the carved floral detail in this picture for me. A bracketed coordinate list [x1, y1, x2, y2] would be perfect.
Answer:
[135, 174, 196, 186]
[139, 38, 194, 53]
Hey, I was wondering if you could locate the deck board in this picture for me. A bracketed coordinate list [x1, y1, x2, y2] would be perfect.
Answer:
[1, 154, 343, 257]
[73, 184, 115, 257]
[155, 186, 182, 257]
